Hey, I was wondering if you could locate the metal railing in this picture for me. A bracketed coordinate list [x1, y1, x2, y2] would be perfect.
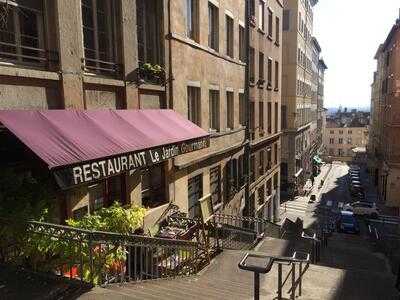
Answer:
[239, 251, 311, 300]
[213, 213, 282, 239]
[0, 219, 205, 286]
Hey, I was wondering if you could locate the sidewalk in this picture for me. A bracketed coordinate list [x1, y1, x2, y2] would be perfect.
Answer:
[279, 163, 333, 226]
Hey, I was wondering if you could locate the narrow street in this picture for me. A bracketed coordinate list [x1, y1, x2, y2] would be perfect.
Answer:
[283, 162, 399, 299]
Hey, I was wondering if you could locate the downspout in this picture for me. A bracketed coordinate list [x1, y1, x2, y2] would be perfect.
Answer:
[167, 0, 174, 109]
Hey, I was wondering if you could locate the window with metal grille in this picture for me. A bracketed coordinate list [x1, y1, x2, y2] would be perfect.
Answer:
[0, 0, 47, 66]
[137, 0, 163, 66]
[83, 0, 120, 75]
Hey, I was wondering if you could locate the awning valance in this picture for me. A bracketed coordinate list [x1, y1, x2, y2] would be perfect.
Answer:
[0, 109, 210, 189]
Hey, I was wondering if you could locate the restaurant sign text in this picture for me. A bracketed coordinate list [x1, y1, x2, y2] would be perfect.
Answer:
[53, 136, 210, 189]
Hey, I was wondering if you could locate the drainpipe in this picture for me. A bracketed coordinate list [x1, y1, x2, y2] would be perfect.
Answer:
[244, 0, 251, 216]
[167, 0, 174, 109]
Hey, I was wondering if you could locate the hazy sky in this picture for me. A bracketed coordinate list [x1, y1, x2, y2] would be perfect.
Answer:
[313, 1, 399, 109]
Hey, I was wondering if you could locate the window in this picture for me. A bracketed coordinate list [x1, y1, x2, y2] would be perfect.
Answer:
[329, 148, 334, 155]
[250, 0, 256, 17]
[267, 8, 273, 37]
[226, 15, 234, 58]
[238, 155, 245, 187]
[188, 86, 201, 126]
[338, 149, 343, 156]
[226, 91, 234, 130]
[266, 148, 272, 171]
[348, 130, 353, 134]
[250, 155, 255, 182]
[186, 0, 199, 42]
[339, 130, 343, 134]
[209, 90, 220, 131]
[338, 138, 343, 144]
[267, 58, 272, 88]
[330, 130, 334, 134]
[275, 16, 280, 44]
[239, 93, 245, 126]
[250, 47, 255, 83]
[259, 0, 265, 31]
[259, 150, 265, 176]
[329, 138, 334, 144]
[259, 52, 264, 81]
[258, 185, 265, 205]
[83, 0, 119, 74]
[208, 2, 219, 51]
[267, 102, 272, 134]
[89, 175, 127, 213]
[283, 9, 290, 31]
[210, 166, 221, 211]
[274, 61, 279, 90]
[188, 174, 203, 217]
[259, 102, 264, 135]
[0, 1, 46, 66]
[282, 105, 287, 129]
[239, 25, 245, 62]
[142, 165, 166, 208]
[274, 103, 278, 133]
[274, 143, 278, 165]
[137, 0, 163, 66]
[348, 137, 352, 144]
[226, 159, 238, 199]
[250, 101, 255, 138]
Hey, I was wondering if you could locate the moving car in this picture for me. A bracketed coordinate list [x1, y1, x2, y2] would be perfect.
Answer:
[337, 211, 360, 234]
[343, 201, 379, 218]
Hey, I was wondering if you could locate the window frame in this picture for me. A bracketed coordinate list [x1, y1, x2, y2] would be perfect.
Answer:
[225, 14, 234, 58]
[187, 86, 201, 127]
[226, 91, 234, 130]
[186, 0, 200, 42]
[208, 2, 219, 51]
[209, 89, 220, 132]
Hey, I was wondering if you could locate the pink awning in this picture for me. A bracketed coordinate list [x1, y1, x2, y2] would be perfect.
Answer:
[0, 110, 209, 188]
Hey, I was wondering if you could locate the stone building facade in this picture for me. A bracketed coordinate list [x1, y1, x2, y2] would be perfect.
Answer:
[368, 16, 400, 211]
[281, 0, 317, 196]
[0, 0, 285, 223]
[247, 0, 283, 221]
[323, 124, 369, 162]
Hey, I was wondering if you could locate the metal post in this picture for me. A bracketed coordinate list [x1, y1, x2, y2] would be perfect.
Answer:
[278, 264, 282, 300]
[299, 262, 303, 296]
[291, 263, 296, 300]
[88, 235, 94, 285]
[254, 272, 260, 300]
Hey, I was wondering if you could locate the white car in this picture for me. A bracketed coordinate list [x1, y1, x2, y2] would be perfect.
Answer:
[343, 202, 379, 217]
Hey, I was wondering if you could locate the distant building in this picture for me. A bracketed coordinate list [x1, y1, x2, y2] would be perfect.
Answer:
[323, 123, 369, 162]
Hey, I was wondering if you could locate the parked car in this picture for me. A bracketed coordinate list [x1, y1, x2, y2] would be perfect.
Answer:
[350, 180, 362, 186]
[343, 202, 379, 218]
[337, 211, 360, 234]
[350, 185, 364, 196]
[349, 170, 360, 176]
[351, 191, 366, 201]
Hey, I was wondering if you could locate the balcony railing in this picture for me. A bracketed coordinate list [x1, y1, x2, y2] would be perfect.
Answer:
[0, 218, 206, 286]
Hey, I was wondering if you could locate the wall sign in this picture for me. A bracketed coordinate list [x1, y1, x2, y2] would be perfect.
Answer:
[53, 136, 210, 189]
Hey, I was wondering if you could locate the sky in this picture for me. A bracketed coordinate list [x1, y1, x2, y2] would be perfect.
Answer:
[313, 1, 400, 109]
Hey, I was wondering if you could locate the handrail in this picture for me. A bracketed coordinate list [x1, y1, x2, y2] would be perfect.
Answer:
[238, 251, 311, 300]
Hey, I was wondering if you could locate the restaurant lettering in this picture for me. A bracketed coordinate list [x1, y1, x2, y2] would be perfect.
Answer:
[54, 137, 210, 189]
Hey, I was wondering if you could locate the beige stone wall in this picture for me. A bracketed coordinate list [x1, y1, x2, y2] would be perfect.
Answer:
[323, 127, 368, 160]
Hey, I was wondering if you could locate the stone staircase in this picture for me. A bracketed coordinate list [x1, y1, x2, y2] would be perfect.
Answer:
[78, 218, 399, 300]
